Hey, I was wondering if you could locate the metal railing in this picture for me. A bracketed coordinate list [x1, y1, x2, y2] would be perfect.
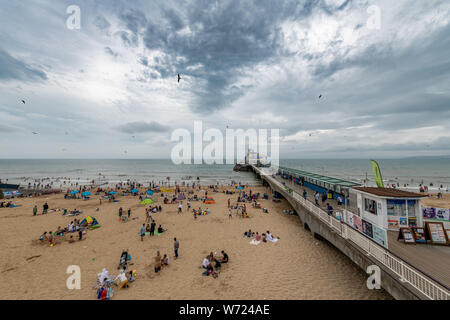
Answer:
[255, 168, 449, 300]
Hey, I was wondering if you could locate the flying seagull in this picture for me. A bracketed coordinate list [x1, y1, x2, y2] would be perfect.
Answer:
[32, 132, 39, 135]
[318, 95, 322, 99]
[178, 74, 181, 83]
[21, 100, 26, 104]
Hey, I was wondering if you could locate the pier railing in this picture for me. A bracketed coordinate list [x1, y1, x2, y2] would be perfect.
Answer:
[255, 168, 449, 300]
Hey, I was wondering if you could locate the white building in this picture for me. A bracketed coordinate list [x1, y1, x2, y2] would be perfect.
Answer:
[352, 187, 426, 231]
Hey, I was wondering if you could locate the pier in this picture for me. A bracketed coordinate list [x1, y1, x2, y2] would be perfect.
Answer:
[250, 165, 450, 300]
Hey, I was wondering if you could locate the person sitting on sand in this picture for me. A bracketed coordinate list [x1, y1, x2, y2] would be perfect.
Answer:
[161, 254, 169, 266]
[145, 224, 151, 233]
[221, 251, 229, 263]
[202, 262, 214, 276]
[48, 231, 55, 245]
[255, 232, 261, 241]
[214, 258, 221, 270]
[157, 225, 166, 234]
[202, 256, 210, 269]
[56, 226, 64, 236]
[40, 232, 48, 241]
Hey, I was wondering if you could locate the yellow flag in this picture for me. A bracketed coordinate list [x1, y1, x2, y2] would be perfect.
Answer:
[371, 160, 384, 188]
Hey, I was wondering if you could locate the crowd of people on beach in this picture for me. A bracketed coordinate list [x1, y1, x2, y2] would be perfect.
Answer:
[244, 229, 280, 243]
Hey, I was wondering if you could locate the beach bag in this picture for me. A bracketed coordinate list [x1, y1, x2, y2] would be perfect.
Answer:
[97, 287, 104, 299]
[100, 288, 107, 300]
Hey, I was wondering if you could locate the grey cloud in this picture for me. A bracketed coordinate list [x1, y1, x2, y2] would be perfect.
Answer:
[115, 121, 171, 134]
[93, 15, 111, 31]
[0, 49, 47, 81]
[104, 46, 118, 57]
[0, 124, 19, 132]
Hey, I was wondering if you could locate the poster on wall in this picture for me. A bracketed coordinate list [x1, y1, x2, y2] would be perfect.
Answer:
[411, 227, 427, 244]
[435, 208, 450, 221]
[362, 220, 373, 238]
[353, 215, 363, 232]
[388, 217, 400, 230]
[425, 222, 448, 245]
[423, 207, 436, 219]
[373, 225, 387, 247]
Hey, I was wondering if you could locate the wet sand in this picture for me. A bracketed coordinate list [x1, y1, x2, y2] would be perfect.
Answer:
[0, 186, 391, 300]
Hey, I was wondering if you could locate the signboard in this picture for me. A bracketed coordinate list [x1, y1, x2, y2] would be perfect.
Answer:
[398, 228, 416, 244]
[388, 217, 400, 230]
[411, 227, 427, 244]
[425, 222, 448, 245]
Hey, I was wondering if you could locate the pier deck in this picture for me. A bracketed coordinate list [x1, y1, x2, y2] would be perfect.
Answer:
[251, 165, 450, 299]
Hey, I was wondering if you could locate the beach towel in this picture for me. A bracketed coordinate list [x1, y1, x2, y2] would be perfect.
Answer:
[145, 230, 164, 236]
[9, 205, 21, 208]
[250, 239, 261, 245]
[266, 234, 279, 243]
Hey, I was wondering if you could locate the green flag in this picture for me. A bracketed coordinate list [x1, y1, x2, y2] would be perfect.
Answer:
[371, 160, 384, 188]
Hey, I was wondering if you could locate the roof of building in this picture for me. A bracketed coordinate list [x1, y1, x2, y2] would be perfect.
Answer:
[278, 166, 360, 188]
[352, 187, 426, 198]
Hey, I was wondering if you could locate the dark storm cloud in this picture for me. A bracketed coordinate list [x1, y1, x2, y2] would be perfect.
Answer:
[0, 49, 47, 81]
[115, 121, 170, 134]
[118, 0, 320, 112]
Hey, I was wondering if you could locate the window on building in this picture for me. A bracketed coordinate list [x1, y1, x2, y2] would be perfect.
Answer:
[364, 198, 377, 215]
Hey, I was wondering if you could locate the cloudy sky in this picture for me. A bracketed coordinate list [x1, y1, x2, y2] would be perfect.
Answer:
[0, 0, 449, 159]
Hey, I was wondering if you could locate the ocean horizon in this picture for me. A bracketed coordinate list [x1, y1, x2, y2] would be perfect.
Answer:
[1, 158, 449, 190]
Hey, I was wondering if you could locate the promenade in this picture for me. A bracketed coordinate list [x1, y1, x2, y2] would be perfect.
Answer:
[251, 165, 450, 300]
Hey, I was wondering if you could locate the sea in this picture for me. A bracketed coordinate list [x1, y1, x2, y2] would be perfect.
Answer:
[0, 158, 449, 191]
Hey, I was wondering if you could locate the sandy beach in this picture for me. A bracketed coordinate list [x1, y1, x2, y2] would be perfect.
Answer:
[0, 185, 391, 300]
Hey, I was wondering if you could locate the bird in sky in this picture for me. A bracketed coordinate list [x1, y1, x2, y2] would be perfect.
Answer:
[21, 100, 26, 104]
[32, 132, 39, 135]
[178, 74, 181, 83]
[318, 94, 322, 99]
